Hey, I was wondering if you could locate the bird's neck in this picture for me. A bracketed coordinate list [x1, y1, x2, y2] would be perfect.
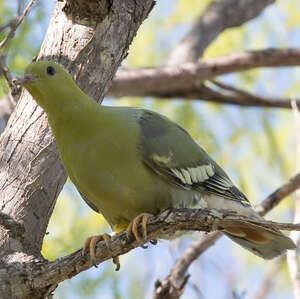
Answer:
[43, 89, 109, 144]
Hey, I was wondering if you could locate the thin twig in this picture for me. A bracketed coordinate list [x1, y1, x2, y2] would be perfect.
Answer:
[153, 231, 222, 299]
[0, 1, 22, 34]
[255, 173, 300, 215]
[0, 20, 16, 34]
[198, 83, 300, 109]
[17, 0, 23, 16]
[0, 0, 35, 97]
[0, 56, 18, 97]
[0, 0, 35, 49]
[287, 100, 300, 299]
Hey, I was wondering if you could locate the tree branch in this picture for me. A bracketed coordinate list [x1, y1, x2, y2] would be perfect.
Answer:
[202, 80, 298, 109]
[0, 0, 35, 96]
[153, 173, 300, 299]
[0, 0, 35, 49]
[153, 231, 222, 299]
[1, 207, 299, 298]
[109, 48, 300, 109]
[168, 0, 274, 64]
[256, 173, 300, 215]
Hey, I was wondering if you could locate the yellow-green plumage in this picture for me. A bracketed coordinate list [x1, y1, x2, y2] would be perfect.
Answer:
[21, 61, 295, 259]
[23, 62, 168, 231]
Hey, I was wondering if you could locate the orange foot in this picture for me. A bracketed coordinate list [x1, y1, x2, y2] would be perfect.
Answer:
[126, 213, 154, 243]
[82, 233, 120, 271]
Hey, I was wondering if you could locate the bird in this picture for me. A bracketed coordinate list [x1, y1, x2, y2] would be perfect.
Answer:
[19, 61, 295, 269]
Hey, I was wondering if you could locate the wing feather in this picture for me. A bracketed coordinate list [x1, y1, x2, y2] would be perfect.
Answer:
[137, 110, 250, 207]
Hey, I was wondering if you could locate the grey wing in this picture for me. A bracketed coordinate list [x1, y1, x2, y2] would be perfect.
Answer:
[137, 109, 250, 207]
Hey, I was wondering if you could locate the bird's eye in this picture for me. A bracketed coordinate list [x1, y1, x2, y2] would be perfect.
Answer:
[46, 66, 55, 76]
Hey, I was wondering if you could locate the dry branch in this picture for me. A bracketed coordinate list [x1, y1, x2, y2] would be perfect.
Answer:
[0, 0, 35, 96]
[1, 207, 299, 298]
[0, 0, 35, 49]
[168, 0, 274, 64]
[109, 48, 300, 109]
[203, 81, 299, 109]
[256, 173, 300, 215]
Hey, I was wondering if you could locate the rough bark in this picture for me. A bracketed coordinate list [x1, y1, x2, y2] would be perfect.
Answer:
[0, 0, 155, 298]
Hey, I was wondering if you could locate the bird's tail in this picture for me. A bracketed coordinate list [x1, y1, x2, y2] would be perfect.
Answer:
[223, 221, 296, 259]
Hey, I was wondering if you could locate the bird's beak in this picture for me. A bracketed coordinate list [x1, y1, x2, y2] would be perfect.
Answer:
[13, 74, 36, 86]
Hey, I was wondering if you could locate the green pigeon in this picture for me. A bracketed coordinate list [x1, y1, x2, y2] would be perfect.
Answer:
[19, 61, 296, 268]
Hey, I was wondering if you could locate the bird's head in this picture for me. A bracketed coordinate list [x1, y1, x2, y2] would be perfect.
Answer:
[16, 61, 80, 112]
[20, 60, 72, 87]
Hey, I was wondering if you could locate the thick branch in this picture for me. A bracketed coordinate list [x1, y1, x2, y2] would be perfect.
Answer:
[1, 207, 299, 298]
[109, 48, 300, 108]
[1, 157, 298, 298]
[168, 0, 274, 64]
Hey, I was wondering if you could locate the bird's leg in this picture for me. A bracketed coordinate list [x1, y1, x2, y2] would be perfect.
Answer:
[126, 213, 154, 243]
[82, 233, 120, 271]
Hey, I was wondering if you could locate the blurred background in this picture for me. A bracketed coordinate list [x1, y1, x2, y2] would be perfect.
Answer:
[1, 0, 299, 298]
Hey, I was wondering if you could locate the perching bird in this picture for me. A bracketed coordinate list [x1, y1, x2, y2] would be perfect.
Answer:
[19, 61, 295, 268]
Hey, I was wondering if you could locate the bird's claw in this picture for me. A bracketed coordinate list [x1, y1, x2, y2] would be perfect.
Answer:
[82, 233, 120, 271]
[126, 213, 153, 243]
